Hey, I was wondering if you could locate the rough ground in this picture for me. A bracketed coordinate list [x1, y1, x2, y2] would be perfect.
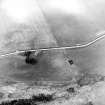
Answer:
[0, 74, 105, 105]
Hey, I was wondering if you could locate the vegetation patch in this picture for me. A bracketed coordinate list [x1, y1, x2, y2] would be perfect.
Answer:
[0, 93, 54, 105]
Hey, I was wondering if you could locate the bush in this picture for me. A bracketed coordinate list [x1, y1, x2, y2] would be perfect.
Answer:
[31, 94, 54, 102]
[0, 93, 54, 105]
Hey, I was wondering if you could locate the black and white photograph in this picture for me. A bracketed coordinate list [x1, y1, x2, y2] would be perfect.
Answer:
[0, 0, 105, 105]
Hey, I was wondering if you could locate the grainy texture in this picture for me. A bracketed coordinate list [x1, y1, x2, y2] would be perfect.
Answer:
[0, 76, 105, 105]
[0, 0, 105, 105]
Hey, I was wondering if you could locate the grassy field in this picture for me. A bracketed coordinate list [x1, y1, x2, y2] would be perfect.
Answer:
[0, 0, 105, 84]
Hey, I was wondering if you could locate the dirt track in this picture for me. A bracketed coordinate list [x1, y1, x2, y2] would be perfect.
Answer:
[0, 0, 105, 84]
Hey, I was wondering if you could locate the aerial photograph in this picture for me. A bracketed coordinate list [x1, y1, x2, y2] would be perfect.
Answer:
[0, 0, 105, 105]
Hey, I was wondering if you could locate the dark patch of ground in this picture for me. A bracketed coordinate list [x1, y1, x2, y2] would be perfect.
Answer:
[0, 94, 54, 105]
